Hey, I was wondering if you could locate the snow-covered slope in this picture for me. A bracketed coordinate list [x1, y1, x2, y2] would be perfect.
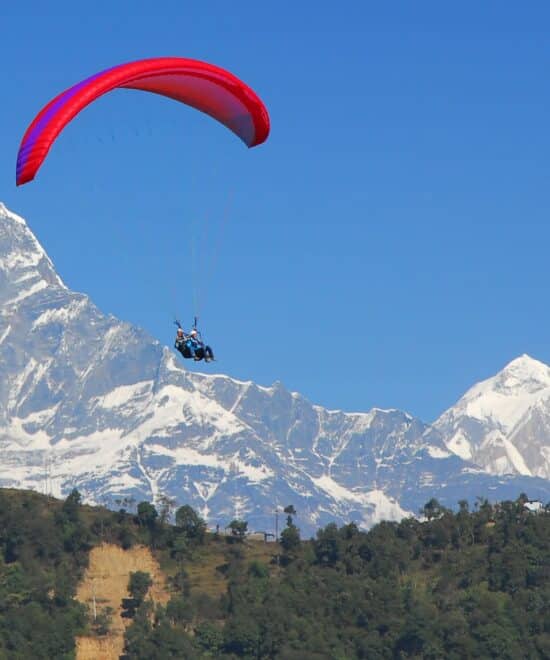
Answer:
[1, 202, 549, 536]
[434, 355, 550, 478]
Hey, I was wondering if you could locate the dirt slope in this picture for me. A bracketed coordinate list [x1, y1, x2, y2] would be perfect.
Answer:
[75, 543, 169, 660]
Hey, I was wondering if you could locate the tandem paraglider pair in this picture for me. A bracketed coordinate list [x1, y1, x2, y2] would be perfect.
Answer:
[174, 321, 214, 363]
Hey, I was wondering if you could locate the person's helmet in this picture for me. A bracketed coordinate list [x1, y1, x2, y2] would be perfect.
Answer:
[177, 328, 184, 335]
[190, 329, 198, 336]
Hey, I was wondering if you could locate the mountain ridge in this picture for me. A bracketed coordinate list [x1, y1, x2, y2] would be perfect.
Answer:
[1, 201, 549, 535]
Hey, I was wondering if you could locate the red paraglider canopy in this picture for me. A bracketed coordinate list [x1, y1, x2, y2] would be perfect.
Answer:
[16, 57, 270, 186]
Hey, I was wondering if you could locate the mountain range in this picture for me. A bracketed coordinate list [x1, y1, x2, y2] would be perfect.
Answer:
[1, 201, 549, 536]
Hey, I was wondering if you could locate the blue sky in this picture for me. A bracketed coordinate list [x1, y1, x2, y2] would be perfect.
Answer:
[2, 2, 550, 421]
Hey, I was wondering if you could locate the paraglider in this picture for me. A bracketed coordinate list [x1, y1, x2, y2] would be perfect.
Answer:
[174, 320, 214, 363]
[16, 57, 270, 366]
[16, 56, 270, 186]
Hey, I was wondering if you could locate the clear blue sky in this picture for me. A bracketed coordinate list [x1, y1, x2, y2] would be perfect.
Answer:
[2, 2, 550, 421]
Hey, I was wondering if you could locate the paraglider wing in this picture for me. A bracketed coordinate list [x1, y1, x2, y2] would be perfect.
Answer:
[16, 57, 270, 186]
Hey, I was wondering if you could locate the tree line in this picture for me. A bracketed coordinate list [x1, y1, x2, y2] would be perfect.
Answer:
[0, 487, 548, 658]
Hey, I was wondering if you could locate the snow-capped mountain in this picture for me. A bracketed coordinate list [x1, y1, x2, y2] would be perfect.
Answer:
[435, 354, 550, 479]
[1, 202, 549, 536]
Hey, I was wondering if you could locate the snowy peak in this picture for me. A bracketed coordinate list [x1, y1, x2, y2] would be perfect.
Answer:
[492, 354, 550, 396]
[435, 355, 550, 478]
[0, 203, 25, 225]
[0, 201, 65, 301]
[438, 354, 550, 433]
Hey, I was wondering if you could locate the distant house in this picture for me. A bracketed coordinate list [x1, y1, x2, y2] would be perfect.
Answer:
[524, 500, 544, 513]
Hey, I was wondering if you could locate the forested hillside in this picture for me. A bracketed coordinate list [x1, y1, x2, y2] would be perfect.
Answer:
[0, 489, 548, 659]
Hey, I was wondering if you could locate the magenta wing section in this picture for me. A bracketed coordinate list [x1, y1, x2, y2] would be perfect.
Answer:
[16, 57, 270, 186]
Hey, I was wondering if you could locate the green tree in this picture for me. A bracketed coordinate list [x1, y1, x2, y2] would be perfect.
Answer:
[421, 497, 449, 521]
[195, 622, 223, 654]
[170, 534, 189, 567]
[280, 524, 301, 554]
[136, 502, 158, 528]
[228, 519, 248, 541]
[314, 523, 340, 566]
[62, 489, 82, 522]
[284, 504, 297, 526]
[175, 505, 206, 543]
[128, 571, 153, 605]
[248, 560, 269, 579]
[166, 595, 194, 625]
[223, 617, 260, 656]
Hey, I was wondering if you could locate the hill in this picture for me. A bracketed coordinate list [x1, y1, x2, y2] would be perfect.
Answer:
[0, 488, 549, 658]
